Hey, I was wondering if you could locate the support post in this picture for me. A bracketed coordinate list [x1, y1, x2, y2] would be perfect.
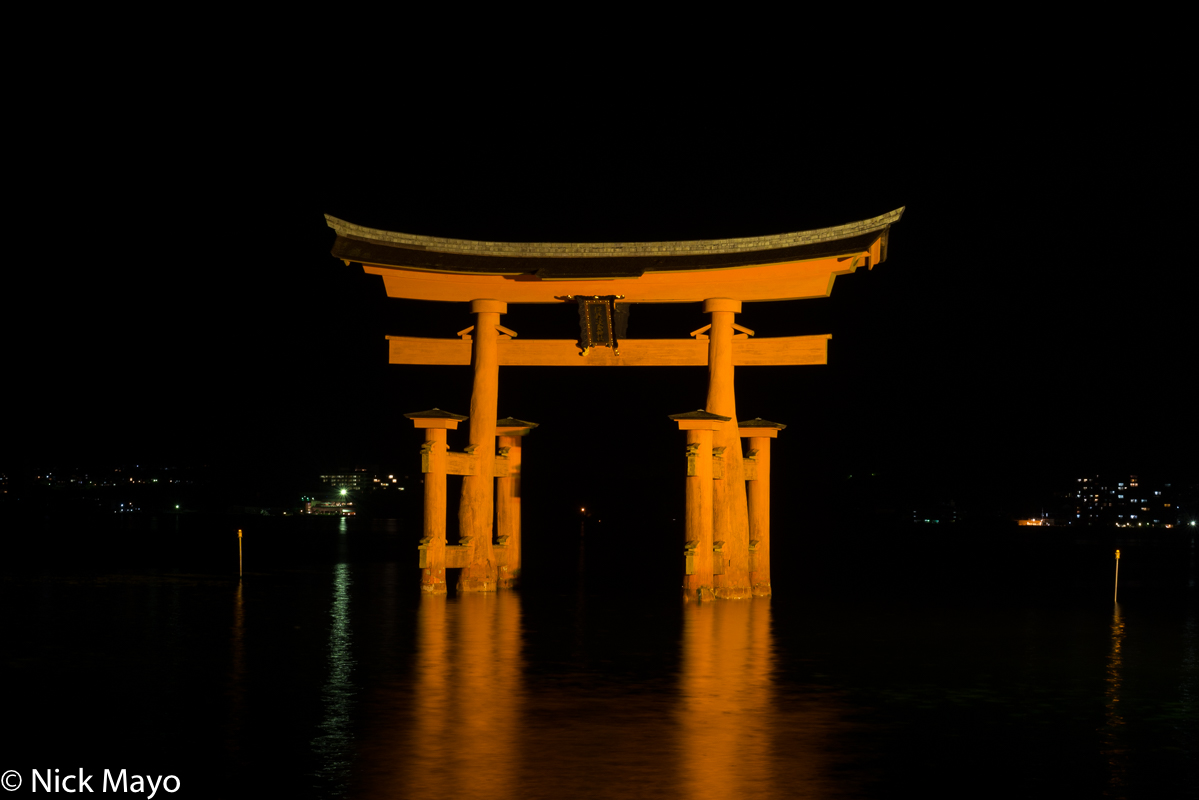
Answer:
[687, 429, 715, 599]
[420, 428, 448, 593]
[496, 435, 519, 588]
[671, 410, 729, 601]
[740, 418, 784, 597]
[458, 299, 505, 592]
[406, 409, 467, 594]
[494, 418, 536, 589]
[746, 438, 770, 596]
[704, 299, 752, 599]
[738, 419, 786, 594]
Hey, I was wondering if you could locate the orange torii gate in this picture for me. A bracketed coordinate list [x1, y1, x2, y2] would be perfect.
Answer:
[327, 207, 903, 599]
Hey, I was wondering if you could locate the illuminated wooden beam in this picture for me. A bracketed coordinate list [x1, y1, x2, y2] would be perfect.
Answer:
[444, 544, 509, 568]
[328, 208, 904, 304]
[426, 450, 509, 477]
[365, 257, 871, 304]
[387, 334, 830, 367]
[732, 334, 830, 366]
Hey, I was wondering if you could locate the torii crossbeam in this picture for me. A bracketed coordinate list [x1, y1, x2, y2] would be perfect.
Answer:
[328, 207, 903, 598]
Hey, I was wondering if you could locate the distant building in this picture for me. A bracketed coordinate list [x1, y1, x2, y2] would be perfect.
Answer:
[319, 468, 368, 494]
[307, 467, 414, 515]
[368, 471, 410, 494]
[1071, 474, 1178, 526]
[912, 499, 957, 524]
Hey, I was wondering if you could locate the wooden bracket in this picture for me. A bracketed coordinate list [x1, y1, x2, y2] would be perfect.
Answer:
[444, 545, 472, 568]
[440, 449, 510, 476]
[445, 451, 476, 475]
[457, 325, 474, 340]
[493, 454, 510, 477]
[689, 324, 711, 340]
[732, 323, 755, 336]
[711, 447, 726, 480]
[496, 325, 518, 337]
[417, 536, 446, 568]
[743, 457, 757, 481]
[711, 454, 726, 479]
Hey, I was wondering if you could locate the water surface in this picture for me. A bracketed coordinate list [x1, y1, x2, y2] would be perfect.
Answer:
[3, 517, 1196, 798]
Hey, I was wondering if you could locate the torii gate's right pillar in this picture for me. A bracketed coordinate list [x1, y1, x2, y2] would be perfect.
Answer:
[495, 417, 537, 589]
[704, 299, 752, 599]
[740, 419, 784, 597]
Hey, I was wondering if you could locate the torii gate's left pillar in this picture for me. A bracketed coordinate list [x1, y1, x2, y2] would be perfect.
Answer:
[406, 409, 467, 594]
[458, 299, 506, 593]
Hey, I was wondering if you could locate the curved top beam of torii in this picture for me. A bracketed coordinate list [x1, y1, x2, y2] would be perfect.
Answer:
[326, 207, 903, 304]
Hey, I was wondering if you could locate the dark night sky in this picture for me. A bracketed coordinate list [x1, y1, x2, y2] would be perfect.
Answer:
[6, 86, 1194, 517]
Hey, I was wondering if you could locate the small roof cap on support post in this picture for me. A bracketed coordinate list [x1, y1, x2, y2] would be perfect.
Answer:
[496, 417, 539, 436]
[669, 409, 731, 431]
[738, 417, 786, 438]
[404, 408, 469, 429]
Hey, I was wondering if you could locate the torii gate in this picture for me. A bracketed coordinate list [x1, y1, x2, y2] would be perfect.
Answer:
[327, 207, 903, 599]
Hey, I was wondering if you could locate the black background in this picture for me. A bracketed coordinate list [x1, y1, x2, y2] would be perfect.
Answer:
[5, 69, 1194, 525]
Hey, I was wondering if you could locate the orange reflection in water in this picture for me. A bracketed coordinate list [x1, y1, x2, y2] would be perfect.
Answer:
[225, 580, 246, 754]
[678, 600, 851, 799]
[678, 599, 774, 798]
[357, 593, 852, 799]
[1102, 603, 1127, 796]
[357, 592, 522, 798]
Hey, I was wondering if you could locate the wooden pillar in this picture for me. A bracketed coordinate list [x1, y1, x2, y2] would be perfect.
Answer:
[496, 434, 519, 588]
[421, 427, 448, 593]
[458, 299, 505, 592]
[493, 419, 537, 587]
[495, 418, 536, 589]
[740, 419, 783, 597]
[704, 298, 751, 599]
[496, 434, 521, 588]
[686, 428, 715, 600]
[747, 437, 770, 596]
[406, 409, 466, 594]
[672, 411, 728, 601]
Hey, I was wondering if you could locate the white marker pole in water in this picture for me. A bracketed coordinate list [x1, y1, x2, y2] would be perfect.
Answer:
[239, 528, 244, 579]
[1113, 549, 1120, 603]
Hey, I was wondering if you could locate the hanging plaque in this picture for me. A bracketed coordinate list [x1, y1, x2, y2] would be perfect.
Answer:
[576, 295, 622, 356]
